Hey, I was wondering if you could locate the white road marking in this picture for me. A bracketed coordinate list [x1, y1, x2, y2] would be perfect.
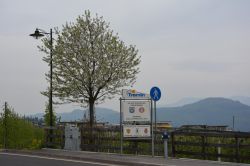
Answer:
[0, 152, 121, 166]
[0, 152, 177, 166]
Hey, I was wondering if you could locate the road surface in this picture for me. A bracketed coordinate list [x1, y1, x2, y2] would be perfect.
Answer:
[0, 153, 122, 166]
[1, 150, 249, 166]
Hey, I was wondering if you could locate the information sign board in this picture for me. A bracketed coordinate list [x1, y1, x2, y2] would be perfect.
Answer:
[122, 100, 151, 122]
[123, 125, 151, 138]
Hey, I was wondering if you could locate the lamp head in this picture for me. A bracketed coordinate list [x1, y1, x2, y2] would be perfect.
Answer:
[29, 28, 44, 39]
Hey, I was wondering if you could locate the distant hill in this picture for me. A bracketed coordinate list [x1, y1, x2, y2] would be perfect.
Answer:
[32, 107, 120, 124]
[230, 96, 250, 106]
[157, 97, 250, 131]
[164, 97, 202, 107]
[32, 97, 250, 131]
[164, 96, 250, 107]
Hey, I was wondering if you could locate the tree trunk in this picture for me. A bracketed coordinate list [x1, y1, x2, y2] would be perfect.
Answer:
[89, 100, 95, 129]
[89, 100, 95, 145]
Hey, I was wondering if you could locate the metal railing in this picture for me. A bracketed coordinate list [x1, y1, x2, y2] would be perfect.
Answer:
[45, 126, 250, 163]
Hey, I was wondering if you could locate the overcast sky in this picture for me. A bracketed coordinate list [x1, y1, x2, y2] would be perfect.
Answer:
[1, 0, 250, 114]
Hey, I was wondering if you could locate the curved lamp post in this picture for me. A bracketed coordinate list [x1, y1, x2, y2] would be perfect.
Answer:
[30, 28, 54, 144]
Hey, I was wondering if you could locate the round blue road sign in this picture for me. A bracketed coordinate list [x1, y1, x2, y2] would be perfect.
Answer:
[150, 87, 161, 101]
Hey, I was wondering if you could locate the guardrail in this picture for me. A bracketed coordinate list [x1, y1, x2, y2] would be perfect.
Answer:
[171, 129, 250, 163]
[44, 126, 250, 163]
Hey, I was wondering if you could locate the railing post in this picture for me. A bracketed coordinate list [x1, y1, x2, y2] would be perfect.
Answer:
[61, 126, 65, 149]
[217, 139, 221, 161]
[201, 135, 206, 160]
[235, 137, 240, 163]
[171, 132, 176, 157]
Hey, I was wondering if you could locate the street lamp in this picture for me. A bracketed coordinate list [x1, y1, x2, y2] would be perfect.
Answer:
[30, 28, 54, 142]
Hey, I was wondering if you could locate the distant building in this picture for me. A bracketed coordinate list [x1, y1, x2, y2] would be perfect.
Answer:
[58, 121, 173, 131]
[179, 125, 229, 131]
[59, 121, 108, 128]
[155, 121, 172, 131]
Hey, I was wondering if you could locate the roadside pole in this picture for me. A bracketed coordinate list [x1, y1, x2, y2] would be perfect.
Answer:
[164, 139, 168, 159]
[154, 100, 157, 144]
[120, 98, 123, 155]
[150, 86, 162, 157]
[151, 99, 154, 157]
[162, 131, 169, 159]
[4, 102, 7, 149]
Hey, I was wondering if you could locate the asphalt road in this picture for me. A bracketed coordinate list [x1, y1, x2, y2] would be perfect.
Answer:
[0, 153, 122, 166]
[1, 150, 250, 166]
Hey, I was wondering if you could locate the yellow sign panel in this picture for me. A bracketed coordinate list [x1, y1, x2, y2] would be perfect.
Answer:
[123, 125, 151, 138]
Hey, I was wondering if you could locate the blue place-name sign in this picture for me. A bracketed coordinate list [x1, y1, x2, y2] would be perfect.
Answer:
[127, 92, 146, 98]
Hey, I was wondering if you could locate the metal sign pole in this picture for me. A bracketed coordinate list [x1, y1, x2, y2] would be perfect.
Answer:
[151, 99, 154, 157]
[150, 86, 161, 157]
[154, 100, 157, 145]
[120, 98, 123, 155]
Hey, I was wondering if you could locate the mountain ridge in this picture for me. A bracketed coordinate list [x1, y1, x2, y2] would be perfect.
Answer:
[164, 96, 250, 107]
[31, 97, 250, 131]
[157, 97, 250, 131]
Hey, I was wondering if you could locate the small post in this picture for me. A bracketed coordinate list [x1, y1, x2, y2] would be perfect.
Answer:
[201, 135, 206, 160]
[171, 132, 176, 157]
[164, 140, 168, 159]
[162, 131, 169, 159]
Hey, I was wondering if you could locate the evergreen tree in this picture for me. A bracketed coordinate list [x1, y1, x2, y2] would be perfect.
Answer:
[0, 102, 44, 149]
[43, 103, 56, 126]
